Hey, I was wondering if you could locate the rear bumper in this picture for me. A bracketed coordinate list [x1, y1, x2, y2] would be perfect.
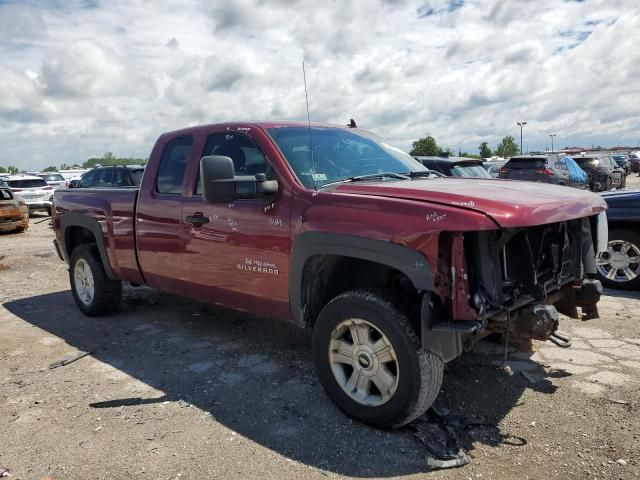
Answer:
[26, 200, 53, 211]
[0, 219, 23, 231]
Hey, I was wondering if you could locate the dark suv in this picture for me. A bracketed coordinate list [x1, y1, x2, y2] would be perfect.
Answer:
[499, 154, 588, 189]
[74, 165, 145, 188]
[573, 155, 626, 191]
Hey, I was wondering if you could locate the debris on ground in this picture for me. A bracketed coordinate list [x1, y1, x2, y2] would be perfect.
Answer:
[48, 350, 92, 369]
[411, 407, 504, 470]
[0, 468, 10, 477]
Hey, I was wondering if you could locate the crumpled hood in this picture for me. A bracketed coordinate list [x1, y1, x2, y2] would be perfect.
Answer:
[331, 178, 607, 228]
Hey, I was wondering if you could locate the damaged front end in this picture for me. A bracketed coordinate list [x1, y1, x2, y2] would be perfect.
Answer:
[424, 214, 604, 358]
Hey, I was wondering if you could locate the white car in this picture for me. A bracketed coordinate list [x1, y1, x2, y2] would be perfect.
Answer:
[38, 172, 67, 189]
[1, 174, 53, 215]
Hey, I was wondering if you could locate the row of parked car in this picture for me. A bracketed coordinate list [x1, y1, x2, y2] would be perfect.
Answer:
[0, 165, 145, 221]
[419, 152, 633, 193]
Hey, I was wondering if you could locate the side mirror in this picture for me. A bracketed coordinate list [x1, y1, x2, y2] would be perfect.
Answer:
[200, 155, 278, 203]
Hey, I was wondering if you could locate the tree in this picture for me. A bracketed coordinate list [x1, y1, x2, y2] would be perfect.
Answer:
[0, 166, 7, 174]
[83, 152, 146, 168]
[410, 135, 440, 156]
[479, 142, 493, 158]
[42, 165, 58, 172]
[495, 135, 519, 158]
[7, 166, 19, 174]
[460, 152, 482, 159]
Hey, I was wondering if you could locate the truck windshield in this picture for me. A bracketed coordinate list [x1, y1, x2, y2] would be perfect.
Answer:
[267, 126, 426, 188]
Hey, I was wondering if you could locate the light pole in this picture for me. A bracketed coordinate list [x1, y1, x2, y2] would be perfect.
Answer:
[517, 121, 527, 154]
[549, 134, 556, 153]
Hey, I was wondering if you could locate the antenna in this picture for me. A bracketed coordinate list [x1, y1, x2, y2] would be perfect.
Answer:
[302, 61, 317, 190]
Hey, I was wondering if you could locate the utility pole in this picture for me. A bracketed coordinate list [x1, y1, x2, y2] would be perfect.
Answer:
[549, 134, 556, 153]
[517, 122, 527, 154]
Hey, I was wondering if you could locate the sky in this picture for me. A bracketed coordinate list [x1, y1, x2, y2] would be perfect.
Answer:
[0, 0, 639, 170]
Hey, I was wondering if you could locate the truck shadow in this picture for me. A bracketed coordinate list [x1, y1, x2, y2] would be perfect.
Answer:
[4, 288, 554, 477]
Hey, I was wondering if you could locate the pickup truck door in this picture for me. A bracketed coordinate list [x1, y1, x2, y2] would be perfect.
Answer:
[179, 131, 292, 320]
[136, 134, 194, 294]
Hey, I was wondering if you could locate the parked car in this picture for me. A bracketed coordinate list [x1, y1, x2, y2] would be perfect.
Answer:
[628, 152, 640, 173]
[416, 157, 491, 178]
[483, 161, 505, 178]
[597, 189, 640, 289]
[53, 121, 605, 429]
[72, 165, 145, 188]
[38, 172, 67, 189]
[0, 187, 29, 233]
[573, 154, 626, 191]
[611, 154, 631, 174]
[0, 174, 53, 215]
[499, 154, 588, 189]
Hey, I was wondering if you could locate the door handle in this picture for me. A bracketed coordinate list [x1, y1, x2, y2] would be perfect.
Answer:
[185, 214, 210, 226]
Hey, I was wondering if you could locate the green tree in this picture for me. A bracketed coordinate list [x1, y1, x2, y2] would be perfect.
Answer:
[410, 135, 441, 156]
[479, 142, 493, 158]
[0, 166, 7, 173]
[7, 166, 19, 174]
[83, 152, 146, 168]
[460, 152, 482, 159]
[42, 165, 58, 172]
[495, 135, 519, 158]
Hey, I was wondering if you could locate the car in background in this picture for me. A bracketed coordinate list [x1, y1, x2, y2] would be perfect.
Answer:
[0, 187, 29, 233]
[72, 165, 145, 188]
[611, 154, 631, 174]
[573, 154, 626, 191]
[499, 154, 588, 189]
[598, 189, 640, 289]
[0, 174, 53, 215]
[483, 161, 505, 178]
[37, 172, 67, 189]
[628, 152, 640, 173]
[416, 157, 492, 178]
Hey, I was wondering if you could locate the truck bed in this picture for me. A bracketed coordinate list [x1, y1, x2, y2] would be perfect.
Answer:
[53, 187, 143, 284]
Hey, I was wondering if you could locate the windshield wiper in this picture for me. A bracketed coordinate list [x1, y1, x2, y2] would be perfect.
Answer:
[406, 170, 445, 178]
[320, 172, 409, 188]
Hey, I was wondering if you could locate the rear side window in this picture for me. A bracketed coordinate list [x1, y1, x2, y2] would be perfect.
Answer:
[8, 179, 48, 188]
[112, 168, 131, 187]
[574, 157, 598, 168]
[450, 164, 491, 178]
[504, 158, 546, 169]
[156, 136, 193, 195]
[129, 169, 144, 186]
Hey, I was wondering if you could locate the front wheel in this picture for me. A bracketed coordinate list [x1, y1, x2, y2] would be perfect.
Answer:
[312, 289, 443, 429]
[69, 244, 122, 316]
[597, 229, 640, 290]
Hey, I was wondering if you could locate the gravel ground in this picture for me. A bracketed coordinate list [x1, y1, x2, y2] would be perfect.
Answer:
[1, 204, 639, 480]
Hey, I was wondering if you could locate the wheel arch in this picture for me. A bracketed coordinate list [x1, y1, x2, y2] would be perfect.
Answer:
[60, 213, 115, 279]
[290, 232, 434, 329]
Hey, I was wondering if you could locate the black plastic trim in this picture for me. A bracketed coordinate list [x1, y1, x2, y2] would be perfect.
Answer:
[290, 232, 434, 327]
[59, 213, 115, 279]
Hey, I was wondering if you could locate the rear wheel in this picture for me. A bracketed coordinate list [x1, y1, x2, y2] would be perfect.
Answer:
[69, 244, 122, 316]
[597, 229, 640, 290]
[312, 289, 443, 429]
[604, 176, 612, 191]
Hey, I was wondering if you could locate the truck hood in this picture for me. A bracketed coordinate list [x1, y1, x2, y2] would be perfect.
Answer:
[331, 178, 606, 228]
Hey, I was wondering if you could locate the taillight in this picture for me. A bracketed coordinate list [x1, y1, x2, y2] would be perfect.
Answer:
[43, 186, 53, 190]
[499, 167, 506, 177]
[534, 168, 553, 176]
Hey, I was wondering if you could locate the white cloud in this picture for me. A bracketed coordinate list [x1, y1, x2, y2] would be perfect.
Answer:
[0, 0, 639, 168]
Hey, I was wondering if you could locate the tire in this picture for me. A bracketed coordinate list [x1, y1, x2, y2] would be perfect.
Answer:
[312, 289, 444, 429]
[597, 229, 640, 290]
[605, 176, 612, 191]
[46, 207, 52, 216]
[69, 244, 122, 316]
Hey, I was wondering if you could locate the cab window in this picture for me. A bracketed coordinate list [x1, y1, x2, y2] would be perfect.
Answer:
[195, 132, 273, 195]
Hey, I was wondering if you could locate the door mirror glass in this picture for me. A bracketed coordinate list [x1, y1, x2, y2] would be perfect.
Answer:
[200, 156, 278, 203]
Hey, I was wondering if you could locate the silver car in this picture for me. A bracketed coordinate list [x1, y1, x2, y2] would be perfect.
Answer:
[1, 174, 53, 215]
[38, 172, 67, 189]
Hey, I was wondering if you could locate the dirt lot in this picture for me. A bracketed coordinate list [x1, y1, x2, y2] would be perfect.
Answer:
[1, 211, 639, 480]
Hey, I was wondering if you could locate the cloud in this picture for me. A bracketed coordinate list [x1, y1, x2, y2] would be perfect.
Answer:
[0, 0, 639, 169]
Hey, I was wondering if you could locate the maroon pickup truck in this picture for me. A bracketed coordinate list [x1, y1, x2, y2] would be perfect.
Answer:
[53, 121, 606, 428]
